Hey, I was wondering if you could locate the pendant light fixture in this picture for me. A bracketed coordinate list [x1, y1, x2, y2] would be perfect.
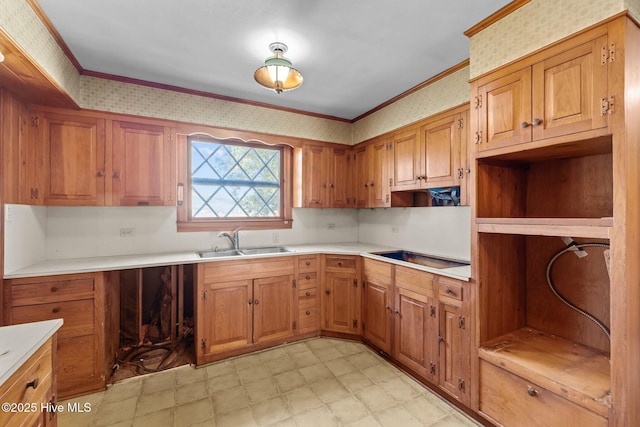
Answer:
[254, 42, 303, 94]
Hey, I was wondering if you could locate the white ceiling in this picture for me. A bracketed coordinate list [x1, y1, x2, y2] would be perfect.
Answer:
[37, 0, 512, 120]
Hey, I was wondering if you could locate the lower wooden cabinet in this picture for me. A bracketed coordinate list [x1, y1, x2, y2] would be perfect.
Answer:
[362, 258, 392, 353]
[297, 255, 320, 333]
[0, 336, 57, 427]
[195, 257, 296, 364]
[479, 360, 607, 427]
[322, 256, 361, 334]
[3, 272, 119, 399]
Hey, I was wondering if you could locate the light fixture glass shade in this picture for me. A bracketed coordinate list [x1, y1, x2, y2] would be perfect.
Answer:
[254, 43, 303, 94]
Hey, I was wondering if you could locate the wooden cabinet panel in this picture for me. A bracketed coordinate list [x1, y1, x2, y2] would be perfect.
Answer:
[12, 300, 94, 340]
[253, 275, 295, 344]
[439, 300, 466, 402]
[331, 147, 351, 208]
[56, 334, 99, 398]
[392, 130, 420, 190]
[370, 139, 391, 207]
[396, 288, 437, 381]
[36, 112, 106, 205]
[302, 144, 326, 207]
[422, 114, 461, 188]
[362, 277, 392, 354]
[479, 360, 607, 427]
[354, 146, 369, 208]
[202, 279, 253, 355]
[323, 255, 360, 334]
[112, 121, 174, 206]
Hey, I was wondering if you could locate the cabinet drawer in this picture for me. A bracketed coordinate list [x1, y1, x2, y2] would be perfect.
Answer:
[298, 287, 317, 300]
[299, 307, 319, 329]
[438, 277, 463, 302]
[0, 339, 52, 427]
[325, 257, 356, 271]
[298, 272, 317, 287]
[10, 279, 94, 306]
[479, 360, 607, 427]
[298, 256, 317, 272]
[12, 300, 94, 339]
[395, 266, 435, 297]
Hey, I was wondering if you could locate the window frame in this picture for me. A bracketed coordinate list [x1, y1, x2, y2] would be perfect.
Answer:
[177, 133, 293, 232]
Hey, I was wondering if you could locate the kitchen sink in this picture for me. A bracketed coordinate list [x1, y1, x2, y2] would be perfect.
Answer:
[239, 246, 290, 255]
[373, 250, 469, 269]
[196, 249, 243, 258]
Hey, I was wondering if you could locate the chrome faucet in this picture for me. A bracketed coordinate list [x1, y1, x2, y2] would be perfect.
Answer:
[217, 229, 240, 250]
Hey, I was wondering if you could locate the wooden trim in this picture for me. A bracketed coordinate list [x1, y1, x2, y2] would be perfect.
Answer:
[464, 0, 532, 38]
[26, 0, 83, 73]
[352, 59, 470, 123]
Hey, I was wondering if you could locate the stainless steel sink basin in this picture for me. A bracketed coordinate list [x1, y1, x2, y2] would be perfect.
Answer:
[240, 247, 290, 255]
[196, 249, 243, 258]
[373, 250, 469, 269]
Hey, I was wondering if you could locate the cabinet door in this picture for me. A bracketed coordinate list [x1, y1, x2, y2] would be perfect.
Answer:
[532, 35, 608, 141]
[112, 121, 174, 206]
[438, 300, 467, 402]
[363, 278, 391, 353]
[392, 129, 420, 190]
[354, 146, 369, 208]
[393, 286, 437, 381]
[201, 279, 253, 356]
[370, 140, 392, 207]
[37, 112, 106, 205]
[253, 275, 295, 344]
[330, 147, 350, 208]
[477, 67, 532, 151]
[324, 271, 357, 333]
[303, 144, 327, 207]
[421, 114, 461, 189]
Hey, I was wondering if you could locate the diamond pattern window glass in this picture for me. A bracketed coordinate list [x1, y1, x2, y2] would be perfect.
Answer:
[189, 138, 282, 218]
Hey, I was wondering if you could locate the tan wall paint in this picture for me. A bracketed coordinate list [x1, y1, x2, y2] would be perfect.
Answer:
[627, 0, 640, 23]
[469, 0, 625, 79]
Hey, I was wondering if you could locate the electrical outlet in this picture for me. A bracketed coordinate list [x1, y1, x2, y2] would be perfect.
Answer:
[272, 231, 279, 243]
[391, 225, 400, 233]
[327, 223, 336, 230]
[120, 228, 136, 237]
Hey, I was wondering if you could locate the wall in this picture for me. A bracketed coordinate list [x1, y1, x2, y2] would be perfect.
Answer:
[469, 0, 626, 79]
[358, 207, 471, 262]
[3, 205, 359, 274]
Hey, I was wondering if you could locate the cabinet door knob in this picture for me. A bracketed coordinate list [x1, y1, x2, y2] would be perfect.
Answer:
[520, 121, 530, 128]
[26, 378, 39, 390]
[254, 299, 260, 305]
[50, 286, 58, 292]
[527, 386, 539, 397]
[325, 289, 331, 295]
[306, 275, 311, 280]
[113, 171, 121, 179]
[248, 299, 254, 305]
[305, 261, 311, 266]
[532, 118, 542, 126]
[394, 309, 399, 314]
[385, 305, 392, 311]
[306, 311, 311, 315]
[306, 291, 311, 296]
[52, 307, 60, 314]
[446, 287, 453, 294]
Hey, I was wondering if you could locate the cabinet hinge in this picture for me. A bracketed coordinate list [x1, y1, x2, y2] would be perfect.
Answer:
[430, 305, 436, 317]
[458, 379, 466, 392]
[292, 321, 297, 330]
[201, 290, 207, 300]
[474, 131, 482, 145]
[458, 316, 466, 329]
[353, 320, 358, 328]
[31, 116, 40, 128]
[474, 95, 482, 109]
[601, 44, 615, 64]
[430, 362, 437, 375]
[168, 132, 174, 142]
[457, 168, 464, 180]
[201, 338, 207, 349]
[362, 322, 366, 331]
[385, 194, 389, 203]
[292, 279, 296, 288]
[601, 96, 614, 116]
[353, 278, 358, 287]
[389, 178, 393, 187]
[457, 118, 464, 129]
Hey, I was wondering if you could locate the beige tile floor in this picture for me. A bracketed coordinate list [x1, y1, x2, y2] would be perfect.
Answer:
[59, 338, 482, 427]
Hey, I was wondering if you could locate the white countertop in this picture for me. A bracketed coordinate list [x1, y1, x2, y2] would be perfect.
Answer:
[0, 319, 63, 386]
[5, 242, 471, 281]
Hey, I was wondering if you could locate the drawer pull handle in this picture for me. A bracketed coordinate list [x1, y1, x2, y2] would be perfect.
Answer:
[254, 299, 260, 305]
[338, 262, 343, 267]
[527, 386, 538, 397]
[306, 291, 311, 296]
[305, 261, 311, 266]
[445, 287, 453, 294]
[50, 286, 58, 292]
[26, 378, 39, 390]
[306, 275, 311, 280]
[52, 307, 60, 314]
[306, 311, 311, 315]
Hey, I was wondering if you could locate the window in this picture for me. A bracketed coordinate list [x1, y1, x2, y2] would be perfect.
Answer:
[177, 134, 293, 231]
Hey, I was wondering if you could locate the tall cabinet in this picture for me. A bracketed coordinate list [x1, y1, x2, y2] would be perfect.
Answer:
[470, 16, 639, 427]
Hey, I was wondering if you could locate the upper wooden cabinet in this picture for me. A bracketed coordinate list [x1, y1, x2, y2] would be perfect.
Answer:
[298, 143, 353, 208]
[390, 107, 468, 202]
[473, 32, 609, 153]
[112, 121, 175, 206]
[355, 138, 393, 208]
[32, 112, 106, 206]
[23, 110, 175, 206]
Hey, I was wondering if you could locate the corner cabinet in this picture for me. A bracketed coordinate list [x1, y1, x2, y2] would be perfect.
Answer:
[298, 144, 353, 208]
[470, 16, 640, 427]
[195, 257, 296, 364]
[23, 110, 176, 206]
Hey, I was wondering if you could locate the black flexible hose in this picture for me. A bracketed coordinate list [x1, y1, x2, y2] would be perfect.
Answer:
[545, 242, 611, 340]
